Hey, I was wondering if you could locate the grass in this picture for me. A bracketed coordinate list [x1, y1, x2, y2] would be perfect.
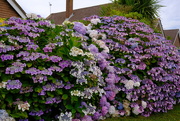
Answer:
[104, 104, 180, 121]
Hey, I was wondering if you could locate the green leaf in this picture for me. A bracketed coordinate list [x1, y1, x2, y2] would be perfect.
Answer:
[10, 112, 28, 118]
[56, 89, 63, 95]
[1, 103, 6, 109]
[47, 92, 54, 97]
[15, 73, 21, 78]
[0, 63, 5, 67]
[1, 74, 10, 81]
[1, 94, 6, 98]
[71, 96, 78, 103]
[75, 101, 80, 109]
[77, 108, 83, 113]
[48, 76, 56, 82]
[63, 47, 69, 55]
[62, 94, 68, 100]
[69, 39, 74, 48]
[27, 63, 32, 67]
[62, 76, 69, 82]
[33, 93, 38, 97]
[5, 95, 13, 103]
[151, 58, 157, 63]
[34, 87, 42, 93]
[25, 93, 30, 97]
[72, 109, 76, 113]
[65, 104, 73, 109]
[38, 66, 44, 70]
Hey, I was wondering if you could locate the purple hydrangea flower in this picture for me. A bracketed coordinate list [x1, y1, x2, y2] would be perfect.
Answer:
[6, 79, 22, 90]
[0, 54, 14, 61]
[29, 110, 44, 116]
[73, 22, 87, 35]
[59, 60, 72, 68]
[49, 55, 62, 62]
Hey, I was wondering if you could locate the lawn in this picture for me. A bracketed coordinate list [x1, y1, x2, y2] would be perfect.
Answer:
[104, 104, 180, 121]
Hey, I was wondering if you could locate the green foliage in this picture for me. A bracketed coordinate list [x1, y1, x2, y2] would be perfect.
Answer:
[100, 3, 152, 26]
[112, 0, 164, 20]
[101, 0, 164, 29]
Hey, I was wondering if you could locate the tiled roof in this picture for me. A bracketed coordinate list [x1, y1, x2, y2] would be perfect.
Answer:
[164, 29, 179, 44]
[46, 4, 108, 25]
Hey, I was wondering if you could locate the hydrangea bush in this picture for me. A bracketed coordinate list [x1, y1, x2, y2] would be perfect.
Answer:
[0, 15, 112, 121]
[0, 14, 179, 121]
[83, 15, 180, 117]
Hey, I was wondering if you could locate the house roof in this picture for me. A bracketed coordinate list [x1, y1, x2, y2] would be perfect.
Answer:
[6, 0, 26, 18]
[164, 29, 180, 45]
[154, 18, 165, 37]
[47, 4, 108, 25]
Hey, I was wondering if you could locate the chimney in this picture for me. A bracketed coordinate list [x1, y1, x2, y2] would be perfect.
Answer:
[66, 0, 73, 18]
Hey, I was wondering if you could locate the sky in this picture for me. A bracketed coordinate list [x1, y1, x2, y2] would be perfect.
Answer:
[16, 0, 180, 30]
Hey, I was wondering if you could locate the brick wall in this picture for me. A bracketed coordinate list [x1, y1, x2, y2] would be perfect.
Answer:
[0, 0, 20, 18]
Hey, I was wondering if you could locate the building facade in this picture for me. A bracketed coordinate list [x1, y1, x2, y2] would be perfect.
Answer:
[0, 0, 26, 18]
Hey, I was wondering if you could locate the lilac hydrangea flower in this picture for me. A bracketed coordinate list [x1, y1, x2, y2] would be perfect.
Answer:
[29, 110, 44, 116]
[73, 22, 87, 35]
[0, 54, 14, 61]
[6, 79, 22, 90]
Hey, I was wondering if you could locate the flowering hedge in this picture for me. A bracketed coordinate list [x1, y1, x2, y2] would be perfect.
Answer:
[83, 15, 180, 117]
[0, 14, 180, 121]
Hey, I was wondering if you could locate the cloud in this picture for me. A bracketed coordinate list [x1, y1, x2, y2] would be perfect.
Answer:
[159, 0, 180, 29]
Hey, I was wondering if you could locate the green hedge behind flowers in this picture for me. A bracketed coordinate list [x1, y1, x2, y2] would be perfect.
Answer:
[0, 14, 179, 121]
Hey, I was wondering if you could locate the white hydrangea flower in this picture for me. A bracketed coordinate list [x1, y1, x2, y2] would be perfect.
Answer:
[86, 24, 92, 30]
[62, 20, 74, 25]
[69, 47, 84, 56]
[89, 65, 102, 77]
[70, 90, 81, 96]
[99, 33, 107, 40]
[128, 38, 136, 42]
[26, 13, 38, 19]
[31, 13, 38, 19]
[90, 18, 101, 25]
[125, 80, 134, 89]
[18, 102, 30, 112]
[109, 106, 116, 115]
[126, 94, 132, 101]
[96, 40, 106, 47]
[84, 52, 95, 60]
[103, 46, 110, 53]
[98, 88, 106, 96]
[88, 30, 99, 39]
[132, 105, 140, 115]
[142, 100, 147, 108]
[58, 112, 72, 121]
[0, 110, 15, 121]
[26, 13, 32, 18]
[82, 103, 96, 115]
[0, 28, 7, 33]
[134, 82, 140, 87]
[126, 110, 131, 116]
[0, 82, 7, 88]
[106, 66, 115, 73]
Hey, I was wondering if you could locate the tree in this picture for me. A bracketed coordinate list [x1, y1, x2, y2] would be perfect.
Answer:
[113, 0, 164, 20]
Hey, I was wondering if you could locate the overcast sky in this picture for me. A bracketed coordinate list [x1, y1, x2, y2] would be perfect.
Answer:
[16, 0, 180, 30]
